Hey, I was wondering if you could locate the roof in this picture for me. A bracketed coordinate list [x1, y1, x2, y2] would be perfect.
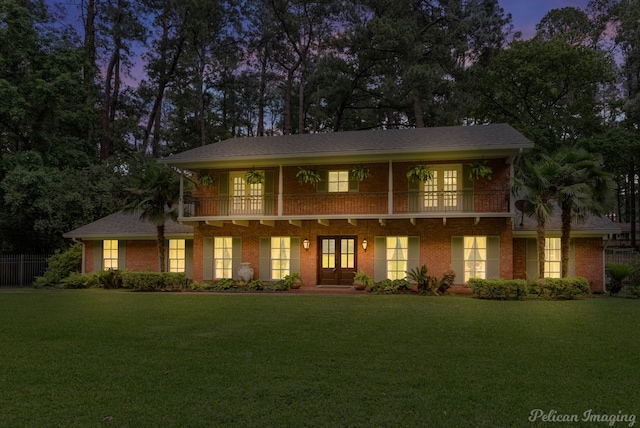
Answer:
[64, 211, 193, 240]
[160, 123, 533, 169]
[513, 202, 620, 237]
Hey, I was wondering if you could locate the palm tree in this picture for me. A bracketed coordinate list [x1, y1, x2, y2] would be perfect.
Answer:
[124, 163, 181, 272]
[513, 156, 558, 279]
[550, 147, 615, 277]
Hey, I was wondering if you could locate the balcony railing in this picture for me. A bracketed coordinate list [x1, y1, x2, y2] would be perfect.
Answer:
[184, 190, 509, 218]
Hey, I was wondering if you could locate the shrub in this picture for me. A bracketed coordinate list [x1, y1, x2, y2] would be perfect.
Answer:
[606, 263, 636, 296]
[539, 277, 590, 300]
[121, 271, 186, 291]
[468, 278, 527, 300]
[96, 269, 123, 289]
[368, 278, 412, 294]
[33, 243, 83, 287]
[60, 272, 99, 289]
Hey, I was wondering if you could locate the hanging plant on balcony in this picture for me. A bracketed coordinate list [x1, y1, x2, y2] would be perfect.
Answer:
[198, 172, 215, 188]
[244, 169, 265, 184]
[406, 164, 434, 182]
[468, 160, 493, 182]
[296, 167, 322, 185]
[350, 164, 371, 182]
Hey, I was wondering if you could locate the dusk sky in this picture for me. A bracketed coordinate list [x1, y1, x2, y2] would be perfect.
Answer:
[503, 0, 591, 38]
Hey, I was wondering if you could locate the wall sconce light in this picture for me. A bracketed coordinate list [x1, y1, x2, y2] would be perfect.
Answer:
[362, 238, 368, 252]
[303, 238, 310, 252]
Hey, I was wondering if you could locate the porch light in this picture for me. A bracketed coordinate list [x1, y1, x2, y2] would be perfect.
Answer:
[362, 238, 368, 252]
[303, 238, 310, 252]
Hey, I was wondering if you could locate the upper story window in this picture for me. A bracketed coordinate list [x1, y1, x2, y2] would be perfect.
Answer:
[423, 165, 462, 210]
[230, 171, 263, 215]
[328, 170, 350, 193]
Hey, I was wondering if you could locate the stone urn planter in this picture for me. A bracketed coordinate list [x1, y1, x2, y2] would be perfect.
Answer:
[238, 262, 254, 283]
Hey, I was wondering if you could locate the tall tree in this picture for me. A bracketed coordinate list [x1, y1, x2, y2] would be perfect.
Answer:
[549, 147, 615, 277]
[513, 157, 557, 279]
[475, 37, 614, 153]
[124, 163, 181, 271]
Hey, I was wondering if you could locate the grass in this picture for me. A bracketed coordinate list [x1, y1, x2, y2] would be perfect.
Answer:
[0, 290, 638, 427]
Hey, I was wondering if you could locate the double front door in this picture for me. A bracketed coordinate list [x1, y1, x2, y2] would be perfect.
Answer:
[318, 236, 356, 286]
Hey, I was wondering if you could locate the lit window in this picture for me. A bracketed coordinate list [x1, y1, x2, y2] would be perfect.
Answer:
[422, 166, 461, 210]
[103, 240, 118, 270]
[168, 239, 186, 273]
[341, 238, 355, 269]
[386, 236, 408, 280]
[214, 237, 233, 279]
[230, 172, 263, 214]
[271, 237, 291, 280]
[545, 238, 561, 278]
[328, 170, 349, 193]
[464, 236, 486, 281]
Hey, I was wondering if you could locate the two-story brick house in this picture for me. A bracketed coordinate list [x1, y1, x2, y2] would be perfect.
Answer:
[65, 124, 619, 291]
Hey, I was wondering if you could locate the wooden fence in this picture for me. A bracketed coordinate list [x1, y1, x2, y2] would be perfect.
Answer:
[605, 248, 636, 265]
[0, 254, 50, 287]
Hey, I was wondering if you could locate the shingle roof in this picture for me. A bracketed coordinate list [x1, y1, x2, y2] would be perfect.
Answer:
[513, 201, 620, 237]
[64, 211, 193, 240]
[160, 123, 532, 168]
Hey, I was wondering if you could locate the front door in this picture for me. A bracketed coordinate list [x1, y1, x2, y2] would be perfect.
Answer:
[318, 237, 356, 285]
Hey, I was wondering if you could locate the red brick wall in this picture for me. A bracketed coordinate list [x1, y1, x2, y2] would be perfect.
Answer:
[192, 217, 513, 286]
[125, 241, 159, 271]
[575, 238, 605, 292]
[512, 238, 527, 281]
[84, 240, 159, 273]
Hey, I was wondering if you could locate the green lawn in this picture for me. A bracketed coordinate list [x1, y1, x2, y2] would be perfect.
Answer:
[0, 290, 638, 427]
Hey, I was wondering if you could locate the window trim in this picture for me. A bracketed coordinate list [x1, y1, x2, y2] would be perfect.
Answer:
[103, 239, 118, 270]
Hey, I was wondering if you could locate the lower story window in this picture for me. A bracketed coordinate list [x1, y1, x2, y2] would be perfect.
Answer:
[386, 236, 408, 280]
[214, 237, 233, 279]
[168, 239, 186, 273]
[545, 238, 561, 278]
[103, 240, 118, 270]
[464, 236, 486, 281]
[271, 237, 291, 280]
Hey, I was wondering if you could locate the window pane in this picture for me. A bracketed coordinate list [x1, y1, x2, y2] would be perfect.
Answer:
[214, 237, 233, 278]
[545, 238, 561, 278]
[103, 240, 118, 270]
[328, 170, 349, 193]
[386, 236, 408, 280]
[464, 236, 487, 281]
[271, 237, 291, 280]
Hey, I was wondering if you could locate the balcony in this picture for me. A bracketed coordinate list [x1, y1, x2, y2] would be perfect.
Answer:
[183, 190, 509, 218]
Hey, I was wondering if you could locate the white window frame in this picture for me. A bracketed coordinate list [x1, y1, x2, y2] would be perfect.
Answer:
[328, 170, 350, 193]
[214, 237, 234, 279]
[103, 240, 118, 270]
[464, 236, 487, 281]
[545, 237, 561, 278]
[386, 236, 408, 280]
[168, 239, 186, 273]
[270, 237, 291, 280]
[229, 171, 263, 215]
[423, 165, 462, 210]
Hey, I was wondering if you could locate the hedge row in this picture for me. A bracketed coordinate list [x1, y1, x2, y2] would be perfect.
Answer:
[468, 277, 591, 300]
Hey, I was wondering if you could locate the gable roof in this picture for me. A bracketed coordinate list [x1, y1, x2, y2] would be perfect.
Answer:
[513, 203, 620, 237]
[63, 211, 193, 240]
[160, 123, 532, 169]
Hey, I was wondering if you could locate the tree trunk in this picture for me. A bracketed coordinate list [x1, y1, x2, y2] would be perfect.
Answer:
[298, 75, 304, 133]
[537, 216, 546, 279]
[413, 88, 425, 128]
[631, 162, 637, 250]
[284, 67, 294, 135]
[157, 223, 166, 272]
[258, 53, 267, 136]
[560, 201, 572, 278]
[100, 50, 119, 161]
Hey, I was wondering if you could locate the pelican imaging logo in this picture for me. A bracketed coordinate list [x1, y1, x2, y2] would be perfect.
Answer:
[529, 409, 636, 427]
